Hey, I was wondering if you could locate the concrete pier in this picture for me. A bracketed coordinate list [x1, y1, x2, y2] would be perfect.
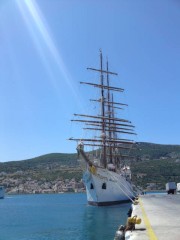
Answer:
[125, 194, 180, 240]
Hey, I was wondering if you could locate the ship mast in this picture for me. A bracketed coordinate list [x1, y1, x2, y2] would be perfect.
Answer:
[106, 59, 113, 164]
[69, 50, 136, 169]
[100, 50, 106, 168]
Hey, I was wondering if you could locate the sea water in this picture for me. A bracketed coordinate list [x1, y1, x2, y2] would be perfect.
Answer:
[0, 193, 130, 240]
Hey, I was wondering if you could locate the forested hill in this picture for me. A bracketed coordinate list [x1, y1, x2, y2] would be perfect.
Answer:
[131, 142, 180, 189]
[1, 142, 180, 165]
[0, 142, 180, 190]
[1, 142, 180, 173]
[0, 153, 78, 173]
[133, 142, 180, 160]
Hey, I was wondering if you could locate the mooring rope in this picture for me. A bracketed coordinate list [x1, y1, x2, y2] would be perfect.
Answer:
[108, 171, 135, 203]
[109, 170, 136, 199]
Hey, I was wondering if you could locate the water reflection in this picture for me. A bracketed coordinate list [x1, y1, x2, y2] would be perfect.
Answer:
[82, 203, 131, 240]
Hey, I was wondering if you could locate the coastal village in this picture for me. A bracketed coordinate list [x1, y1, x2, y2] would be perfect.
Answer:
[1, 145, 180, 195]
[0, 172, 85, 195]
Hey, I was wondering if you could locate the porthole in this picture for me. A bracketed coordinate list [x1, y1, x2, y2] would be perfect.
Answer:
[102, 183, 106, 189]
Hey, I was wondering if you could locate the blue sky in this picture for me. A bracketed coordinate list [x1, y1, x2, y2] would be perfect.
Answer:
[0, 0, 180, 161]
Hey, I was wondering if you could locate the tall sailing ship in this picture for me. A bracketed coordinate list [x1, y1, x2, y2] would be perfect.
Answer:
[69, 51, 136, 206]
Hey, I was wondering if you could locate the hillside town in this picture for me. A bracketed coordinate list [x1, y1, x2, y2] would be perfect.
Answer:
[0, 172, 85, 194]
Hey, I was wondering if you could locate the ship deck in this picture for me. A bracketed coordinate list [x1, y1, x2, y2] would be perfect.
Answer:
[125, 193, 180, 240]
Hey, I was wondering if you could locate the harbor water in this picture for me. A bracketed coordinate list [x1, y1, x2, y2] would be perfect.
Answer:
[0, 193, 130, 240]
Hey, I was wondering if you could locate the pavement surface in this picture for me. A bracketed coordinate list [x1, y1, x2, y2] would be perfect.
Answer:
[125, 194, 180, 240]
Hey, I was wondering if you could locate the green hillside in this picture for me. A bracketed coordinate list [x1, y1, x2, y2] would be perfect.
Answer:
[0, 142, 180, 191]
[0, 153, 78, 173]
[133, 142, 180, 159]
[131, 158, 180, 189]
[130, 142, 180, 189]
[0, 153, 82, 185]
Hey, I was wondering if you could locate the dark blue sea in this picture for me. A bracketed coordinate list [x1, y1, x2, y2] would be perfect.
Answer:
[0, 193, 130, 240]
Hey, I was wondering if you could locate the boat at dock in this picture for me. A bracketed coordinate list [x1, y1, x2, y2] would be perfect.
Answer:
[0, 186, 5, 199]
[69, 51, 136, 206]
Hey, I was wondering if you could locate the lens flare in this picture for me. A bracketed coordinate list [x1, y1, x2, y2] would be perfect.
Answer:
[16, 0, 79, 102]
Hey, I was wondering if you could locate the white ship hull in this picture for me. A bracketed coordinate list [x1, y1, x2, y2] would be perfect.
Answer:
[0, 186, 4, 199]
[83, 167, 134, 206]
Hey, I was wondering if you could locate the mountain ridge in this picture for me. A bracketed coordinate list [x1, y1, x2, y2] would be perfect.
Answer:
[0, 142, 180, 192]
